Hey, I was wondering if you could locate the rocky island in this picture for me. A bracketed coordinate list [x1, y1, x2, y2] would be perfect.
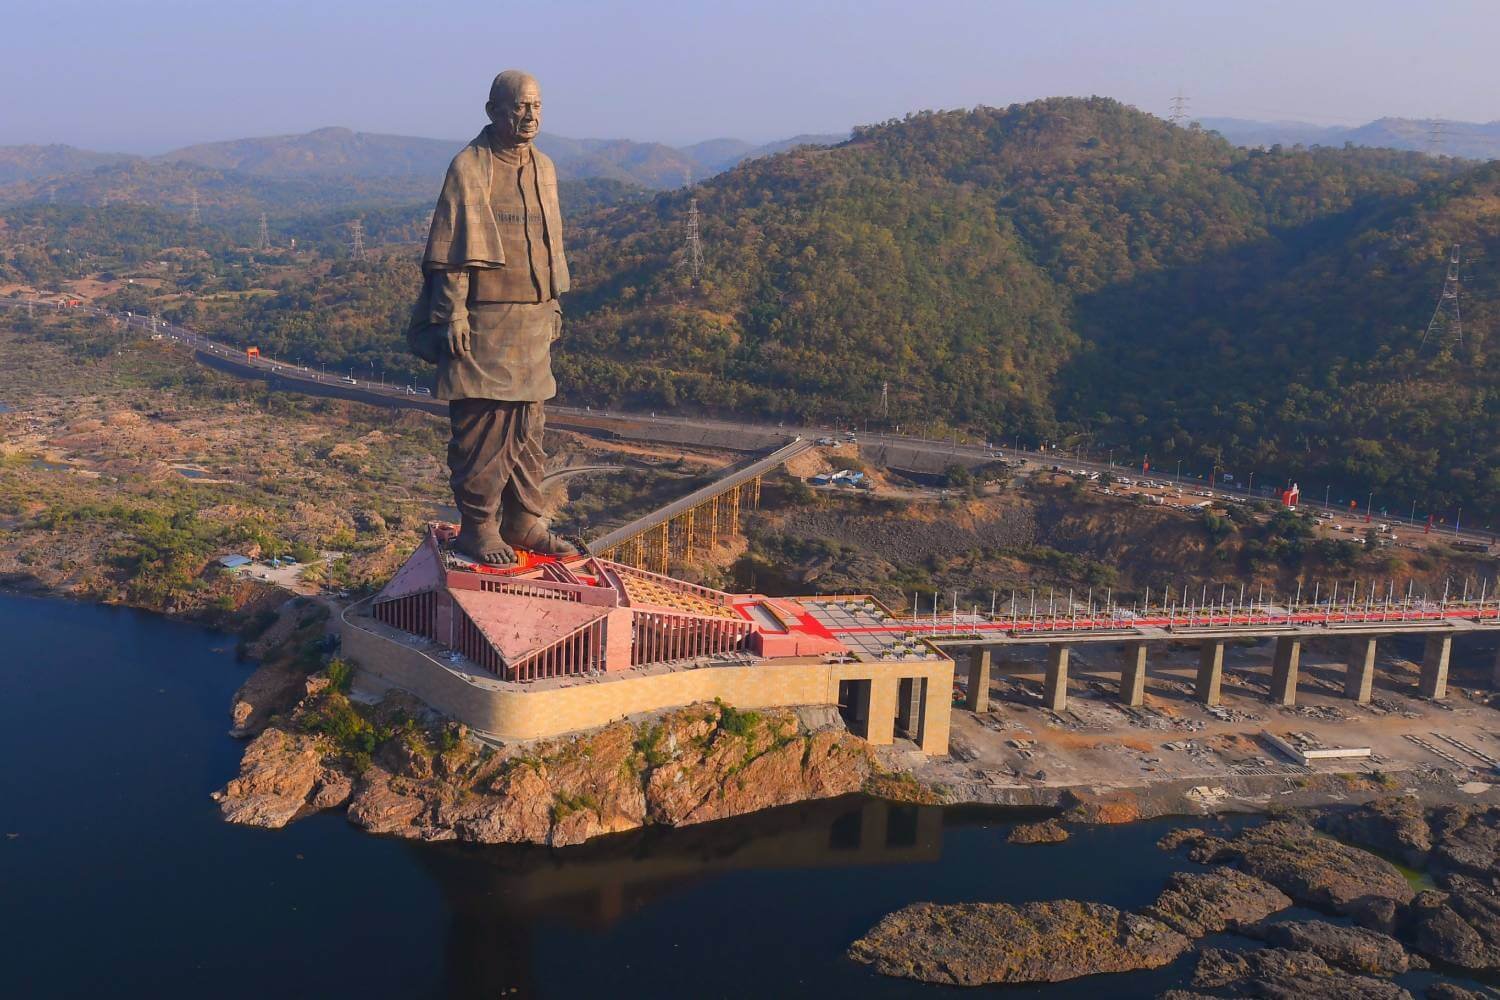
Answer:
[215, 654, 880, 847]
[851, 797, 1500, 995]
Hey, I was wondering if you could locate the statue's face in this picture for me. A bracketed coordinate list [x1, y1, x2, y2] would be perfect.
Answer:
[488, 80, 542, 144]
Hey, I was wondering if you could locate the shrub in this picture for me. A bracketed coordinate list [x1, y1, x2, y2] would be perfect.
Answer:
[716, 699, 762, 739]
[324, 657, 354, 693]
[632, 722, 668, 767]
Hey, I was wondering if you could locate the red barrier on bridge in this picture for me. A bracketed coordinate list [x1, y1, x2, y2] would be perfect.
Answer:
[849, 603, 1500, 638]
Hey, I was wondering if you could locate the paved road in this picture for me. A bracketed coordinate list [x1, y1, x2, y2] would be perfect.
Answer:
[4, 297, 1494, 546]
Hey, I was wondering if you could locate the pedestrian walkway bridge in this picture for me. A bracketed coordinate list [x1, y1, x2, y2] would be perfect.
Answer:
[849, 597, 1500, 716]
[587, 438, 812, 572]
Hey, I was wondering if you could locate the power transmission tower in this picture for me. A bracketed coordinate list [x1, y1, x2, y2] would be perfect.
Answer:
[187, 188, 201, 226]
[1422, 243, 1463, 348]
[256, 213, 270, 252]
[683, 194, 704, 280]
[880, 381, 889, 419]
[350, 219, 365, 260]
[1426, 117, 1445, 156]
[1168, 89, 1189, 126]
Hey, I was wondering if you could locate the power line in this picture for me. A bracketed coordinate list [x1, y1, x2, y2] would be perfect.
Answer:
[1169, 89, 1190, 126]
[682, 171, 703, 280]
[1422, 242, 1463, 349]
[1427, 117, 1445, 156]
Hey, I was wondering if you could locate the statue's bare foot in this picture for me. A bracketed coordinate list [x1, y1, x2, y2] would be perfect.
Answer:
[455, 521, 516, 565]
[501, 513, 579, 557]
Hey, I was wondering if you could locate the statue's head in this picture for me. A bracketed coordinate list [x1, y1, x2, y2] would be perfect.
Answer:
[486, 70, 542, 146]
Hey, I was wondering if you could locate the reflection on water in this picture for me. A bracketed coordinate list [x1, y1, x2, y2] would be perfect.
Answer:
[421, 797, 944, 931]
[411, 797, 1222, 999]
[7, 594, 1491, 999]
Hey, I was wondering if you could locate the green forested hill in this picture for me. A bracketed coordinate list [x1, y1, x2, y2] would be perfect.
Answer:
[9, 97, 1497, 518]
[559, 98, 1495, 515]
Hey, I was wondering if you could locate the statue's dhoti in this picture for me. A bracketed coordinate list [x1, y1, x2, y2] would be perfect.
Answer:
[446, 398, 546, 527]
[436, 300, 560, 402]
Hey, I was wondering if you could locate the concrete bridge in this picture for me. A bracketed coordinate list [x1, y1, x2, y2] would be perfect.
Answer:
[868, 601, 1500, 714]
[588, 438, 811, 573]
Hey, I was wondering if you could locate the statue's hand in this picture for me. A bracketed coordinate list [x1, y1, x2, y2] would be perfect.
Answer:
[444, 319, 472, 358]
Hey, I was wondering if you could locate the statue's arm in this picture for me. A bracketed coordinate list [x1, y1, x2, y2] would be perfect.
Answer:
[428, 267, 472, 358]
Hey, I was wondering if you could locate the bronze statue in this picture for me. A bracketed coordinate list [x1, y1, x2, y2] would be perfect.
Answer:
[408, 70, 577, 565]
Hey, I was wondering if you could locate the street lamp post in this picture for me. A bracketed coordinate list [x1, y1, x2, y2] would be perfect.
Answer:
[1325, 484, 1331, 509]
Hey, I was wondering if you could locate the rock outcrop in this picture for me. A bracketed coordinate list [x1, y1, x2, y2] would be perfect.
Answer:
[1191, 947, 1414, 999]
[1423, 983, 1497, 1000]
[230, 667, 326, 738]
[1318, 796, 1434, 869]
[1193, 820, 1415, 930]
[212, 728, 327, 827]
[220, 692, 876, 848]
[1007, 818, 1070, 844]
[1407, 876, 1500, 972]
[228, 599, 330, 737]
[1157, 827, 1210, 852]
[1430, 806, 1500, 881]
[847, 900, 1191, 985]
[1143, 867, 1292, 938]
[1245, 919, 1422, 977]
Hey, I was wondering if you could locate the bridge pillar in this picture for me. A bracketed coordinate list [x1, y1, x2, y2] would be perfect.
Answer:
[919, 677, 951, 757]
[1344, 637, 1378, 703]
[896, 677, 925, 742]
[1043, 644, 1070, 713]
[1120, 642, 1147, 707]
[1269, 637, 1301, 707]
[965, 648, 991, 713]
[1419, 634, 1452, 700]
[865, 675, 899, 745]
[1196, 640, 1225, 706]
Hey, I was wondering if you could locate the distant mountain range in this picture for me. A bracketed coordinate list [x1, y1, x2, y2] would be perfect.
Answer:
[6, 112, 1497, 228]
[1202, 116, 1500, 160]
[0, 144, 137, 185]
[0, 126, 848, 197]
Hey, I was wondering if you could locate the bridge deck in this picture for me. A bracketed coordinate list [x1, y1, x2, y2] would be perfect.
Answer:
[864, 604, 1500, 645]
[588, 438, 811, 552]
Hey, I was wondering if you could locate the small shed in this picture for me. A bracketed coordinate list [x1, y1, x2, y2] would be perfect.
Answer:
[217, 554, 252, 570]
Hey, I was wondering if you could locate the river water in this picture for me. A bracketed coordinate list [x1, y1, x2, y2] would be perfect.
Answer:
[3, 593, 1442, 998]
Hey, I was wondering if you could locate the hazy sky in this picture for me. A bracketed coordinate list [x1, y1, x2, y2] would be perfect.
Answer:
[5, 0, 1497, 152]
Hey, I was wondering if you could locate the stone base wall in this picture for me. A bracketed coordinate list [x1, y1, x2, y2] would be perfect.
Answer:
[342, 615, 951, 754]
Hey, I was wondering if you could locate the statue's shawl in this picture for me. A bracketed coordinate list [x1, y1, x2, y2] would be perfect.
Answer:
[420, 126, 570, 292]
[408, 126, 571, 362]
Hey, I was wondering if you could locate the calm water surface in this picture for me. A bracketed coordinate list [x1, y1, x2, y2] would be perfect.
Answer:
[0, 594, 1278, 998]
